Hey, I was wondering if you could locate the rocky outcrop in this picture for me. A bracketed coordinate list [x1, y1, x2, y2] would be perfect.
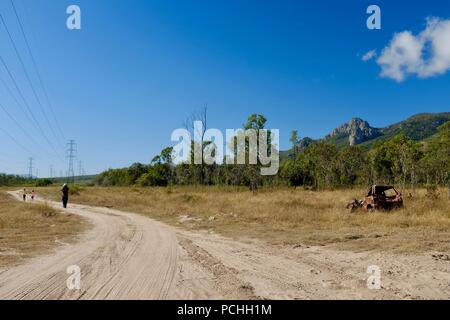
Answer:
[298, 137, 314, 149]
[325, 118, 380, 146]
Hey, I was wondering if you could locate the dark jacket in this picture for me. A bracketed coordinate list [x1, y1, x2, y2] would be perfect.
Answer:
[62, 186, 69, 198]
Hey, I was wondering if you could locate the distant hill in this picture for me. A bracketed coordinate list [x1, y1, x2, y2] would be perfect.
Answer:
[282, 112, 450, 158]
[377, 112, 450, 140]
[358, 112, 450, 148]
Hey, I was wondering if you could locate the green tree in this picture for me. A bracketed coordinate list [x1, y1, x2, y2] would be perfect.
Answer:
[337, 146, 368, 186]
[304, 142, 338, 189]
[290, 130, 301, 157]
[244, 114, 268, 192]
[137, 164, 171, 187]
[421, 122, 450, 186]
[369, 135, 422, 189]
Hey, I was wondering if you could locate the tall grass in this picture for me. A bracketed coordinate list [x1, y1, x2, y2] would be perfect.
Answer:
[37, 186, 450, 253]
[0, 192, 88, 268]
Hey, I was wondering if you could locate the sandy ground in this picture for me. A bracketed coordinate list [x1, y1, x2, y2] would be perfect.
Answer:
[0, 191, 449, 300]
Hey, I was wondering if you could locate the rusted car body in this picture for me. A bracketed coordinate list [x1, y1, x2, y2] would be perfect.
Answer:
[363, 185, 403, 211]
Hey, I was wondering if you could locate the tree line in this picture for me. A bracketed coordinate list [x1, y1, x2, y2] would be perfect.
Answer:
[0, 174, 30, 186]
[96, 114, 450, 190]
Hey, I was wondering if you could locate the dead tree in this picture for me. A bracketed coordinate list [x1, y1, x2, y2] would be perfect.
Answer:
[183, 105, 208, 185]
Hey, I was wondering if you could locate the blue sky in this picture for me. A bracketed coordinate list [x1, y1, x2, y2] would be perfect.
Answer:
[0, 0, 449, 176]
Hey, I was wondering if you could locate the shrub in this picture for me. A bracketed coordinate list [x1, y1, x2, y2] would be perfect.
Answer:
[35, 179, 53, 187]
[69, 184, 85, 195]
[137, 165, 170, 187]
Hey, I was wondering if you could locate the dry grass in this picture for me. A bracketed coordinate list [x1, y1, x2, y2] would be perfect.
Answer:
[0, 191, 88, 268]
[37, 186, 450, 253]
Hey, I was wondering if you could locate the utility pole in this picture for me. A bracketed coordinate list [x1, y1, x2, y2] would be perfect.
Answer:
[28, 157, 33, 179]
[78, 160, 82, 178]
[66, 140, 77, 184]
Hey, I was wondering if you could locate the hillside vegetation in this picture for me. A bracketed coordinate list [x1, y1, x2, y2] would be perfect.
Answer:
[380, 112, 450, 142]
[94, 113, 450, 191]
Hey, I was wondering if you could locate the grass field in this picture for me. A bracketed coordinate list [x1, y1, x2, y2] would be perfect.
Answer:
[0, 191, 88, 268]
[36, 185, 450, 254]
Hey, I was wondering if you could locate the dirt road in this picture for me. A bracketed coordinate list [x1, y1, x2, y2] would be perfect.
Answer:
[0, 191, 219, 300]
[1, 191, 449, 300]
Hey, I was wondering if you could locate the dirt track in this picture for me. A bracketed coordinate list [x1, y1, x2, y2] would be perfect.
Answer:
[0, 191, 449, 300]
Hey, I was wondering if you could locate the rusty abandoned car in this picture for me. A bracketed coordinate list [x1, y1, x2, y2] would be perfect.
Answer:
[347, 185, 404, 212]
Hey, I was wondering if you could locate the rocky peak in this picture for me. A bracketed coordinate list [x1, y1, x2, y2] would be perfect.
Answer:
[298, 137, 314, 149]
[326, 118, 380, 146]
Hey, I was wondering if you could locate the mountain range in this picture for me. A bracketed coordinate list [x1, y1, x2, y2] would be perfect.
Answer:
[283, 112, 450, 157]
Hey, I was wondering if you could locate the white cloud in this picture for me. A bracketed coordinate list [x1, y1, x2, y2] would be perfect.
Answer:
[362, 49, 377, 62]
[376, 17, 450, 81]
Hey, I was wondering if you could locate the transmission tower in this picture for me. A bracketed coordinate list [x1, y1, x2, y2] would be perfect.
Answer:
[78, 160, 82, 177]
[66, 140, 77, 183]
[28, 157, 33, 179]
[49, 165, 54, 178]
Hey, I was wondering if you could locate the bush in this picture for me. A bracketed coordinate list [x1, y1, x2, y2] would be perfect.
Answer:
[35, 179, 53, 187]
[69, 184, 85, 195]
[137, 165, 170, 187]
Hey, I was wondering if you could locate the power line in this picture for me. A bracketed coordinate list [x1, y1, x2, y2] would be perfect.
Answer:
[0, 100, 46, 155]
[0, 11, 63, 147]
[27, 157, 33, 178]
[66, 139, 77, 183]
[0, 72, 58, 160]
[78, 160, 82, 177]
[0, 55, 64, 163]
[0, 69, 41, 135]
[0, 126, 34, 156]
[9, 0, 66, 143]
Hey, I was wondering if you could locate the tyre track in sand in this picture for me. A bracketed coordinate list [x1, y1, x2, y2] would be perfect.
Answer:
[0, 191, 220, 300]
[1, 191, 449, 300]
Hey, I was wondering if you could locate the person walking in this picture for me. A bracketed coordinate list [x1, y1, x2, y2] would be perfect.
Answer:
[61, 184, 69, 208]
[31, 190, 36, 201]
[23, 188, 26, 201]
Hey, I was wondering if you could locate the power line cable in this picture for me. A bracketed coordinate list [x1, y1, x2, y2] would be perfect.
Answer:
[9, 0, 66, 143]
[0, 54, 64, 163]
[0, 72, 55, 159]
[0, 100, 47, 155]
[0, 12, 63, 148]
[0, 69, 39, 135]
[0, 126, 34, 156]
